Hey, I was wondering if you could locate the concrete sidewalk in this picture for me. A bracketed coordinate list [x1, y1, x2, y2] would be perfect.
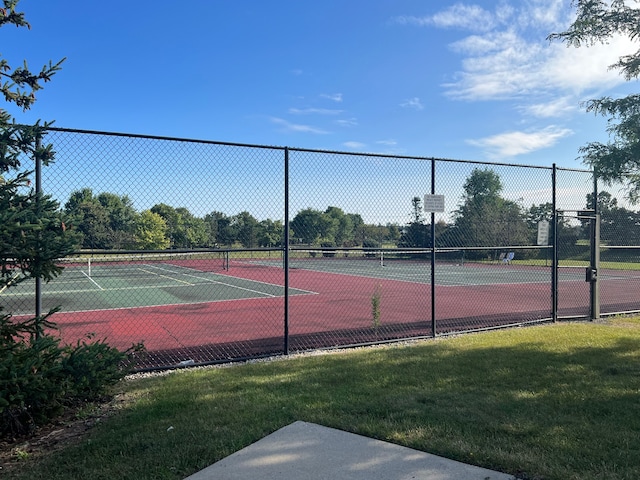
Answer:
[184, 421, 516, 480]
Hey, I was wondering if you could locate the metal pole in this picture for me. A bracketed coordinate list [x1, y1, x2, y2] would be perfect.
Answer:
[35, 134, 42, 328]
[551, 164, 558, 322]
[590, 174, 600, 320]
[283, 147, 290, 354]
[590, 213, 600, 321]
[431, 158, 436, 337]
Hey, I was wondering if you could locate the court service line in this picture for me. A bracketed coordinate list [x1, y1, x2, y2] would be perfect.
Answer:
[0, 271, 21, 295]
[192, 276, 279, 297]
[285, 265, 559, 287]
[144, 265, 276, 296]
[147, 264, 303, 297]
[137, 267, 195, 286]
[131, 264, 283, 298]
[81, 271, 105, 290]
[3, 283, 275, 296]
[3, 280, 318, 298]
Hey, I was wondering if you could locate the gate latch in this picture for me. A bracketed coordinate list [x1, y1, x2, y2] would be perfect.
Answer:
[585, 267, 598, 282]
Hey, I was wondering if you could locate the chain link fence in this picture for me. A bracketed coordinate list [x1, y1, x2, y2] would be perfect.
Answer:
[3, 127, 638, 370]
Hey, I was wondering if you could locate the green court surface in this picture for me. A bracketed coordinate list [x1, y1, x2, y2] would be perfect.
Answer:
[1, 260, 313, 316]
[3, 253, 630, 318]
[245, 255, 590, 287]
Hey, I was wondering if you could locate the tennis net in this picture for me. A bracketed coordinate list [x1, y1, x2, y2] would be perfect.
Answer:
[57, 251, 229, 279]
[282, 248, 469, 269]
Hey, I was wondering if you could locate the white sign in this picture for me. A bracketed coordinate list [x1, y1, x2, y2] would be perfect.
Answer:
[423, 194, 445, 213]
[537, 220, 550, 246]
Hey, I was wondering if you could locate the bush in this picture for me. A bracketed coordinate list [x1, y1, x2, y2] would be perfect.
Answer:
[0, 308, 142, 438]
[0, 0, 141, 441]
[61, 335, 144, 400]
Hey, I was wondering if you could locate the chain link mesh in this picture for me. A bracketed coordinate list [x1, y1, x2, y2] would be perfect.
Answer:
[2, 128, 637, 370]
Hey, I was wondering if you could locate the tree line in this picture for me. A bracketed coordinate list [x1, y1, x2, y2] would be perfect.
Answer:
[61, 168, 637, 253]
[397, 168, 580, 257]
[392, 168, 638, 257]
[62, 188, 402, 250]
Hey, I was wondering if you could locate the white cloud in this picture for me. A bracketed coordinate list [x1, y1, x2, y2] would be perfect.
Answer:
[402, 2, 636, 102]
[321, 93, 343, 102]
[445, 30, 543, 100]
[450, 31, 514, 56]
[400, 97, 424, 110]
[270, 117, 328, 134]
[431, 3, 496, 31]
[446, 33, 632, 101]
[518, 0, 567, 30]
[392, 1, 638, 162]
[543, 35, 636, 93]
[393, 14, 430, 27]
[336, 118, 358, 127]
[376, 139, 397, 146]
[520, 97, 576, 118]
[494, 2, 515, 25]
[289, 108, 343, 115]
[343, 141, 366, 149]
[395, 4, 495, 32]
[467, 126, 573, 158]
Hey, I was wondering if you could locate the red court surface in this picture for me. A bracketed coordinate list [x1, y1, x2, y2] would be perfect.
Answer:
[43, 261, 638, 369]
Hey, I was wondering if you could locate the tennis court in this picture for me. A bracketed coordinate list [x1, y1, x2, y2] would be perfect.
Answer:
[3, 250, 637, 369]
[3, 253, 313, 316]
[252, 250, 572, 286]
[229, 249, 640, 342]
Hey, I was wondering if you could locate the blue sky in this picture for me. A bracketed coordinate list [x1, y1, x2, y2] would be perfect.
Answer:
[3, 1, 637, 223]
[6, 0, 637, 168]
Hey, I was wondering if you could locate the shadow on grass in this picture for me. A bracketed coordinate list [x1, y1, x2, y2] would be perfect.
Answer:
[7, 323, 640, 480]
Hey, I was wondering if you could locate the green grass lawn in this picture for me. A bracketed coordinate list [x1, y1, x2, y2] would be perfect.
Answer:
[5, 318, 640, 480]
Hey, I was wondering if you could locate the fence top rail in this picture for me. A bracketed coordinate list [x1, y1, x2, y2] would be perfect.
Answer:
[71, 247, 282, 257]
[43, 126, 591, 173]
[44, 126, 284, 151]
[288, 146, 590, 172]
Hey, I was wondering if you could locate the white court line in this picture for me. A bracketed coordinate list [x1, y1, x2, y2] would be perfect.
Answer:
[286, 265, 439, 286]
[4, 263, 313, 300]
[285, 264, 558, 287]
[137, 267, 195, 285]
[2, 283, 197, 296]
[152, 262, 218, 275]
[3, 277, 317, 297]
[147, 264, 306, 297]
[13, 286, 202, 296]
[81, 270, 105, 290]
[7, 284, 319, 316]
[0, 271, 21, 295]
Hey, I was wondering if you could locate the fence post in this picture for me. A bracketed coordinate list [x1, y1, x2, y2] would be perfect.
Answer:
[590, 213, 600, 321]
[284, 147, 290, 355]
[590, 174, 600, 320]
[551, 164, 558, 322]
[34, 133, 43, 336]
[431, 158, 436, 337]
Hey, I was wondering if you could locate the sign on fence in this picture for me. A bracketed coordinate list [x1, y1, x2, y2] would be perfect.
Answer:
[537, 220, 549, 246]
[423, 194, 445, 212]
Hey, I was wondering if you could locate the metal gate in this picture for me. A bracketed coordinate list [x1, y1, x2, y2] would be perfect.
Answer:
[553, 209, 600, 321]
